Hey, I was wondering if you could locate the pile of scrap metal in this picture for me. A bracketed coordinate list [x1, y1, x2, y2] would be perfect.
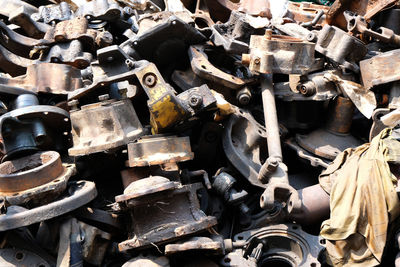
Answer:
[1, 0, 400, 266]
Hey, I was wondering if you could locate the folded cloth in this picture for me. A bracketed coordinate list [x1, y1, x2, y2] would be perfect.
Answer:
[319, 128, 400, 266]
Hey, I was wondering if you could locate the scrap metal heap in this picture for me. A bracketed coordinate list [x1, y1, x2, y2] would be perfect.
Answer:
[0, 0, 399, 266]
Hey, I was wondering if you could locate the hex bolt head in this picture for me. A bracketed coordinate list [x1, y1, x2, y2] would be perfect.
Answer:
[118, 87, 128, 99]
[142, 73, 157, 88]
[189, 94, 203, 108]
[98, 94, 110, 101]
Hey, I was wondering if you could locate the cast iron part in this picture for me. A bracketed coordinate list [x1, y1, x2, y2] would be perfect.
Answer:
[114, 176, 217, 251]
[0, 94, 71, 161]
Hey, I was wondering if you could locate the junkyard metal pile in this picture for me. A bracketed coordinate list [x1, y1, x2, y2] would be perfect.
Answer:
[1, 0, 400, 266]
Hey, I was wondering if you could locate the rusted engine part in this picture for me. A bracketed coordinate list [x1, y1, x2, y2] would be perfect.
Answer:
[121, 16, 206, 66]
[242, 31, 316, 75]
[222, 109, 267, 188]
[68, 97, 144, 156]
[0, 44, 35, 77]
[39, 40, 93, 69]
[122, 254, 169, 267]
[378, 8, 400, 34]
[0, 0, 38, 18]
[0, 63, 82, 95]
[221, 224, 324, 267]
[32, 2, 74, 24]
[212, 172, 251, 225]
[360, 48, 400, 90]
[188, 45, 251, 90]
[287, 2, 329, 26]
[9, 6, 51, 39]
[0, 248, 50, 267]
[114, 176, 217, 251]
[344, 11, 400, 47]
[57, 218, 112, 266]
[0, 151, 74, 206]
[0, 180, 97, 231]
[42, 17, 113, 49]
[127, 135, 193, 167]
[326, 0, 397, 30]
[135, 63, 217, 133]
[259, 75, 301, 217]
[274, 72, 339, 101]
[190, 0, 215, 28]
[297, 96, 362, 161]
[210, 11, 263, 54]
[0, 94, 71, 160]
[316, 24, 367, 72]
[75, 0, 122, 22]
[165, 235, 235, 256]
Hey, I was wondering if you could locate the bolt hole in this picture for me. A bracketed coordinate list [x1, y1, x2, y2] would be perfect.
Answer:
[15, 252, 24, 261]
[53, 179, 60, 183]
[310, 263, 317, 267]
[237, 236, 243, 240]
[258, 130, 263, 134]
[320, 239, 326, 245]
[239, 109, 244, 114]
[224, 257, 231, 263]
[292, 225, 299, 230]
[201, 65, 207, 69]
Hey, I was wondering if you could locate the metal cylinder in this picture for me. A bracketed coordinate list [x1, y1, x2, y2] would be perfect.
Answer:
[14, 94, 39, 109]
[326, 96, 354, 135]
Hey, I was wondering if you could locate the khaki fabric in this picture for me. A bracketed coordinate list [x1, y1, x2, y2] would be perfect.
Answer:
[319, 128, 400, 266]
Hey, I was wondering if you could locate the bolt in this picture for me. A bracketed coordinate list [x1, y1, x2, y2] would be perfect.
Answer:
[98, 94, 110, 101]
[189, 94, 203, 108]
[254, 57, 261, 65]
[142, 73, 157, 87]
[125, 59, 135, 69]
[237, 87, 251, 105]
[118, 87, 128, 99]
[68, 100, 79, 111]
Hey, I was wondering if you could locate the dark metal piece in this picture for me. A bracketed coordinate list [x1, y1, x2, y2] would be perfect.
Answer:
[0, 248, 50, 267]
[9, 6, 51, 38]
[0, 94, 71, 160]
[0, 180, 97, 231]
[115, 177, 217, 251]
[76, 0, 122, 22]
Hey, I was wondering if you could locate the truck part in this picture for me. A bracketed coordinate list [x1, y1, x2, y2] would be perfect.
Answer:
[32, 2, 73, 24]
[315, 24, 367, 72]
[296, 96, 362, 160]
[75, 0, 122, 22]
[0, 151, 74, 206]
[68, 96, 144, 156]
[0, 0, 37, 18]
[0, 44, 35, 76]
[127, 135, 194, 167]
[8, 6, 51, 39]
[288, 2, 329, 26]
[0, 94, 71, 160]
[242, 31, 315, 75]
[221, 224, 324, 267]
[165, 236, 234, 255]
[0, 248, 50, 267]
[114, 176, 217, 251]
[0, 180, 97, 231]
[360, 48, 400, 90]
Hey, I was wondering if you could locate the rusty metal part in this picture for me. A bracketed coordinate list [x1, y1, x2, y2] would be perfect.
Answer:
[68, 98, 144, 156]
[285, 139, 330, 168]
[165, 236, 232, 255]
[316, 24, 367, 72]
[0, 63, 82, 95]
[288, 2, 329, 25]
[0, 0, 38, 18]
[78, 221, 112, 266]
[9, 6, 51, 39]
[369, 108, 391, 141]
[297, 96, 362, 160]
[122, 254, 170, 267]
[32, 2, 73, 24]
[127, 135, 194, 167]
[115, 176, 217, 251]
[0, 151, 75, 206]
[243, 31, 315, 75]
[0, 44, 35, 77]
[189, 45, 249, 89]
[76, 0, 122, 22]
[40, 40, 93, 69]
[275, 71, 338, 101]
[344, 11, 400, 47]
[43, 17, 113, 49]
[0, 180, 97, 231]
[326, 0, 397, 30]
[360, 48, 400, 89]
[0, 248, 50, 267]
[222, 224, 324, 267]
[222, 108, 267, 188]
[273, 22, 317, 42]
[0, 94, 71, 160]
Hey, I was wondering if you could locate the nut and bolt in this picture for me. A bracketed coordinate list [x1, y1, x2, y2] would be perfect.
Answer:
[189, 94, 203, 108]
[142, 73, 157, 88]
[118, 88, 128, 99]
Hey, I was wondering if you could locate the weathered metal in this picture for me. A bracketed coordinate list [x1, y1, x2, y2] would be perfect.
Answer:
[165, 236, 232, 255]
[222, 224, 324, 267]
[32, 2, 73, 24]
[127, 135, 194, 167]
[0, 248, 50, 267]
[0, 94, 71, 160]
[68, 97, 144, 156]
[243, 31, 315, 75]
[0, 151, 75, 206]
[115, 176, 217, 251]
[9, 6, 51, 39]
[288, 2, 329, 25]
[0, 180, 97, 231]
